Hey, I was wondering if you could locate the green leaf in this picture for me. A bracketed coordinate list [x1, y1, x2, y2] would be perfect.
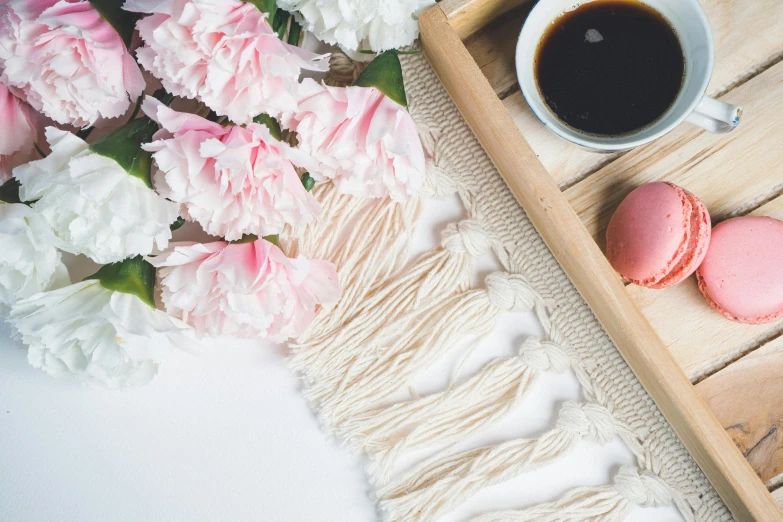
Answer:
[0, 178, 22, 204]
[354, 50, 408, 108]
[301, 172, 315, 192]
[89, 117, 159, 188]
[88, 0, 140, 49]
[263, 234, 280, 248]
[253, 114, 283, 141]
[231, 234, 259, 244]
[229, 234, 280, 248]
[170, 216, 185, 231]
[242, 0, 277, 18]
[287, 18, 302, 46]
[86, 256, 156, 308]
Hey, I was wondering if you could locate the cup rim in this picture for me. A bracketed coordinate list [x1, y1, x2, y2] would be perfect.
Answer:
[515, 0, 715, 151]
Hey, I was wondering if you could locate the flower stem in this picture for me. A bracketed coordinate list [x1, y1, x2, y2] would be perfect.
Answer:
[34, 142, 47, 158]
[127, 95, 143, 122]
[274, 10, 290, 39]
[287, 19, 302, 46]
[76, 126, 94, 140]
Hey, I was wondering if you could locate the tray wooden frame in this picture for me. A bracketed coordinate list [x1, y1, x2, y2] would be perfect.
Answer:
[419, 1, 783, 520]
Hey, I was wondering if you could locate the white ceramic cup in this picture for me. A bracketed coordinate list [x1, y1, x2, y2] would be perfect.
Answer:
[516, 0, 742, 151]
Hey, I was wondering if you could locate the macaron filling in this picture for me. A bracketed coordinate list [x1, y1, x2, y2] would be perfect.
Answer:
[650, 188, 710, 289]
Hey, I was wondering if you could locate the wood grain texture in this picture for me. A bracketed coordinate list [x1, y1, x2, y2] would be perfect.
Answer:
[440, 0, 531, 39]
[470, 0, 783, 186]
[463, 3, 533, 98]
[420, 5, 782, 520]
[697, 336, 783, 486]
[613, 139, 783, 382]
[774, 487, 783, 507]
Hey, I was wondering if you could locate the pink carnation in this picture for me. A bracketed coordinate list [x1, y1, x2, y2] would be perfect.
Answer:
[0, 82, 39, 182]
[148, 239, 341, 340]
[284, 80, 426, 201]
[124, 0, 329, 124]
[0, 0, 145, 127]
[142, 97, 320, 241]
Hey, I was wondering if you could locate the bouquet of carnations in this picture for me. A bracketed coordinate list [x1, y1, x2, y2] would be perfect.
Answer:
[0, 0, 431, 389]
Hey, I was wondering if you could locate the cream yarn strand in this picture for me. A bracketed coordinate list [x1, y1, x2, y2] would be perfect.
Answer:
[469, 466, 694, 522]
[345, 337, 571, 483]
[291, 219, 491, 384]
[308, 272, 539, 429]
[378, 402, 618, 522]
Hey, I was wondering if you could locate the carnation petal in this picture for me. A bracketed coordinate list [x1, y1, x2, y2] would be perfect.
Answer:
[14, 127, 179, 264]
[9, 280, 193, 388]
[0, 0, 146, 127]
[131, 0, 328, 123]
[287, 84, 425, 201]
[150, 239, 341, 340]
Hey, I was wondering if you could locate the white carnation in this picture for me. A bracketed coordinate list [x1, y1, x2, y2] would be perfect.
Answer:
[9, 280, 193, 389]
[0, 202, 70, 311]
[13, 127, 179, 265]
[279, 0, 435, 52]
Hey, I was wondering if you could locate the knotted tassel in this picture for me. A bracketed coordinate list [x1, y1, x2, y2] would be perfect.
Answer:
[378, 401, 617, 521]
[343, 336, 570, 483]
[323, 52, 366, 87]
[291, 219, 491, 384]
[469, 465, 693, 522]
[309, 271, 539, 431]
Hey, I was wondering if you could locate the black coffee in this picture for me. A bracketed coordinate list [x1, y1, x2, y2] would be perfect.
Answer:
[535, 0, 684, 136]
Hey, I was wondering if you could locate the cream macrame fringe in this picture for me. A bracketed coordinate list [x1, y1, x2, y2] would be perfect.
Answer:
[306, 272, 540, 431]
[469, 466, 695, 522]
[283, 182, 367, 261]
[291, 218, 490, 386]
[378, 401, 619, 522]
[290, 192, 422, 348]
[348, 336, 571, 484]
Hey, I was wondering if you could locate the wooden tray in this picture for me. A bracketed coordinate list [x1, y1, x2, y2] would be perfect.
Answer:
[419, 1, 783, 520]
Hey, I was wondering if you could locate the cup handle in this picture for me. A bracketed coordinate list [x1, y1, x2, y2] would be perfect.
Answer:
[685, 96, 742, 134]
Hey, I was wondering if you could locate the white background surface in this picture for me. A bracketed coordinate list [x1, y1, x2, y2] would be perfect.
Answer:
[0, 195, 685, 522]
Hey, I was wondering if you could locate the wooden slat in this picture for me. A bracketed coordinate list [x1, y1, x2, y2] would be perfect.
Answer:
[463, 4, 532, 97]
[697, 336, 783, 485]
[626, 195, 783, 381]
[773, 487, 783, 507]
[440, 0, 531, 39]
[475, 0, 783, 186]
[420, 5, 782, 520]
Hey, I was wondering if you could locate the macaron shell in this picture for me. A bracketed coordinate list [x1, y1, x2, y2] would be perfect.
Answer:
[697, 216, 783, 324]
[649, 188, 711, 289]
[606, 182, 691, 286]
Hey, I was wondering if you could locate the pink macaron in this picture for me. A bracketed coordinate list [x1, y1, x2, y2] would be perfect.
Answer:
[605, 182, 711, 289]
[697, 216, 783, 324]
